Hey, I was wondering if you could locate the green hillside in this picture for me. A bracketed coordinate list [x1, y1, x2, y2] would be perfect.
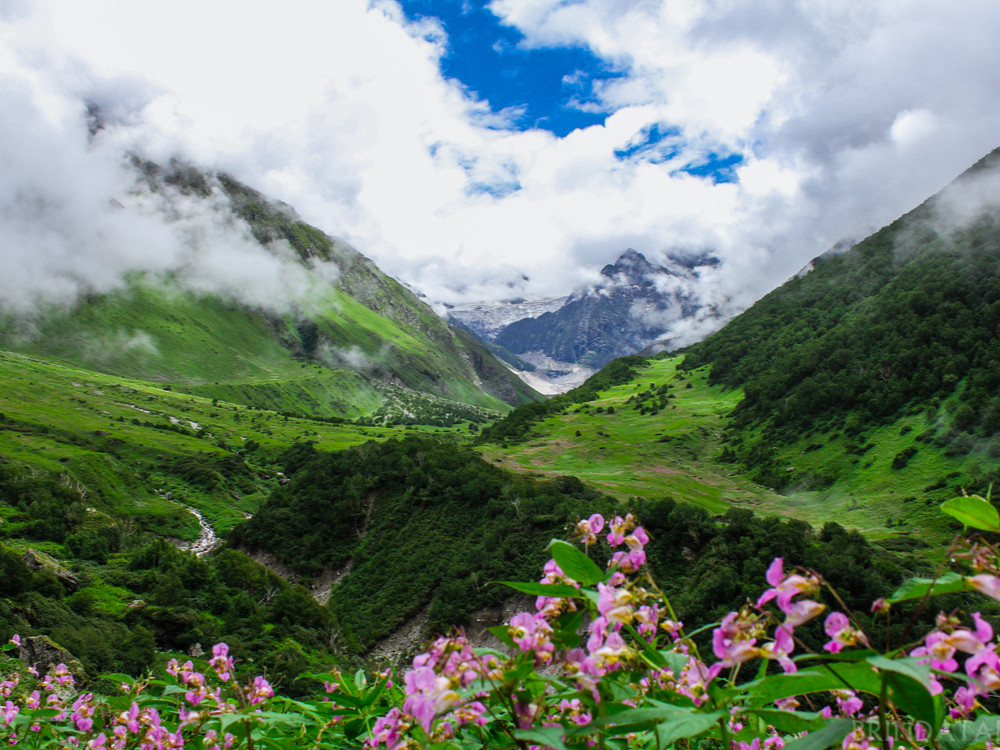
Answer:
[681, 148, 1000, 488]
[474, 152, 1000, 547]
[0, 160, 539, 422]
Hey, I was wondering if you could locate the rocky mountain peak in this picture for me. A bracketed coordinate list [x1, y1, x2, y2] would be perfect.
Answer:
[600, 248, 662, 282]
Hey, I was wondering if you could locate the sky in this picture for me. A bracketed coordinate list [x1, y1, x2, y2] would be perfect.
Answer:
[3, 0, 1000, 320]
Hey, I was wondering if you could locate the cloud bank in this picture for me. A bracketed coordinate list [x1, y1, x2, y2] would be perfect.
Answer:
[2, 0, 1000, 325]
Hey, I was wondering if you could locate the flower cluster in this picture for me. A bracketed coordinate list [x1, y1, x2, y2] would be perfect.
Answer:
[0, 640, 273, 749]
[402, 632, 495, 734]
[8, 500, 1000, 750]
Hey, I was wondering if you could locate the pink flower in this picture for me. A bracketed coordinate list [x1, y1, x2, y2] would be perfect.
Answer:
[366, 708, 406, 750]
[607, 513, 637, 547]
[783, 598, 826, 628]
[712, 611, 761, 667]
[116, 702, 141, 734]
[403, 667, 458, 732]
[210, 643, 235, 682]
[575, 513, 605, 546]
[757, 558, 821, 615]
[535, 558, 580, 616]
[969, 574, 1000, 601]
[591, 630, 630, 673]
[831, 689, 863, 717]
[451, 701, 488, 727]
[2, 700, 18, 725]
[246, 676, 273, 706]
[597, 582, 634, 625]
[760, 625, 797, 674]
[508, 612, 555, 664]
[824, 612, 868, 653]
[624, 526, 649, 551]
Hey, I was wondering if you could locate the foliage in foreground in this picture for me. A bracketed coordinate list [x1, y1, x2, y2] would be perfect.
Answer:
[4, 498, 1000, 748]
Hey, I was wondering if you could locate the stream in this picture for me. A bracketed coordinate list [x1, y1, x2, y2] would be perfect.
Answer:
[183, 506, 221, 557]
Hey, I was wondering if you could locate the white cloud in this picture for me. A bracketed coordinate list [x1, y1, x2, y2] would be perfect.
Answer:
[2, 0, 1000, 327]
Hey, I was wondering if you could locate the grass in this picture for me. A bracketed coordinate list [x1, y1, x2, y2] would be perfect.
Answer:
[478, 354, 969, 549]
[479, 356, 775, 514]
[0, 349, 481, 536]
[1, 278, 526, 415]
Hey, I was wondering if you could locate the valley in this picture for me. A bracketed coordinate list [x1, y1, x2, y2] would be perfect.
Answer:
[478, 353, 971, 549]
[1, 146, 998, 705]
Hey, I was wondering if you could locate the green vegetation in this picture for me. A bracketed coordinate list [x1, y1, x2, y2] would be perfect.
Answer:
[473, 152, 1000, 545]
[680, 149, 1000, 497]
[229, 436, 614, 651]
[6, 499, 997, 750]
[4, 148, 1000, 709]
[476, 355, 646, 445]
[478, 356, 773, 512]
[477, 353, 989, 544]
[0, 349, 421, 535]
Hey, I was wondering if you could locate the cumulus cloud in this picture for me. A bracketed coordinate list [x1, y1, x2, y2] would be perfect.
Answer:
[2, 0, 1000, 329]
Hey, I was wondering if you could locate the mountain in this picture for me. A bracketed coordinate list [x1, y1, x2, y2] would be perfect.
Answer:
[0, 158, 541, 420]
[3, 144, 991, 678]
[446, 296, 568, 341]
[680, 146, 1000, 481]
[475, 146, 1000, 542]
[452, 249, 715, 375]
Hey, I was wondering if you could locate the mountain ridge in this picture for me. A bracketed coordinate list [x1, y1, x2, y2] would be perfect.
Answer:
[1, 157, 541, 416]
[490, 248, 711, 368]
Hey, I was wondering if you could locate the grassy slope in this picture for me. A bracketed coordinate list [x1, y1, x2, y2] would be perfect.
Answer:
[479, 356, 769, 514]
[0, 349, 479, 539]
[3, 281, 521, 419]
[479, 353, 970, 548]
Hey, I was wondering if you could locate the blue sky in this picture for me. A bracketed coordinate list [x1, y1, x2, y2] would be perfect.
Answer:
[3, 0, 1000, 325]
[399, 0, 618, 137]
[398, 0, 743, 183]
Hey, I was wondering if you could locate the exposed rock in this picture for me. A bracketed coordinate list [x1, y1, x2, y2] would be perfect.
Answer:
[456, 249, 716, 373]
[17, 635, 86, 690]
[21, 549, 80, 592]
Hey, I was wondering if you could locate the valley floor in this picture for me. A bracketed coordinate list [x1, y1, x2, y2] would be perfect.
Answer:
[478, 355, 966, 551]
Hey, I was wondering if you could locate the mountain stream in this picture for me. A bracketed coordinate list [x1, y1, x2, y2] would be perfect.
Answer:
[183, 506, 220, 557]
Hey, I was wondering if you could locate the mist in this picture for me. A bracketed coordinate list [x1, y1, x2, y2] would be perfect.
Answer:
[0, 79, 341, 316]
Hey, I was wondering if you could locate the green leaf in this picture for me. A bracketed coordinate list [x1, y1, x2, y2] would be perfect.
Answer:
[941, 495, 1000, 531]
[867, 656, 938, 728]
[97, 673, 136, 688]
[323, 692, 367, 709]
[748, 661, 882, 705]
[662, 649, 694, 677]
[551, 609, 586, 650]
[622, 623, 667, 669]
[939, 716, 1000, 750]
[887, 673, 937, 728]
[547, 539, 605, 586]
[781, 718, 855, 750]
[219, 713, 246, 731]
[747, 709, 827, 734]
[487, 624, 515, 648]
[498, 581, 586, 598]
[599, 705, 723, 740]
[889, 572, 968, 603]
[515, 727, 569, 750]
[502, 657, 535, 684]
[866, 655, 933, 687]
[655, 711, 724, 746]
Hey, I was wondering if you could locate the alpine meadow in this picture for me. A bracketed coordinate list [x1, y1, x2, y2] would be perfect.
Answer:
[5, 6, 1000, 745]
